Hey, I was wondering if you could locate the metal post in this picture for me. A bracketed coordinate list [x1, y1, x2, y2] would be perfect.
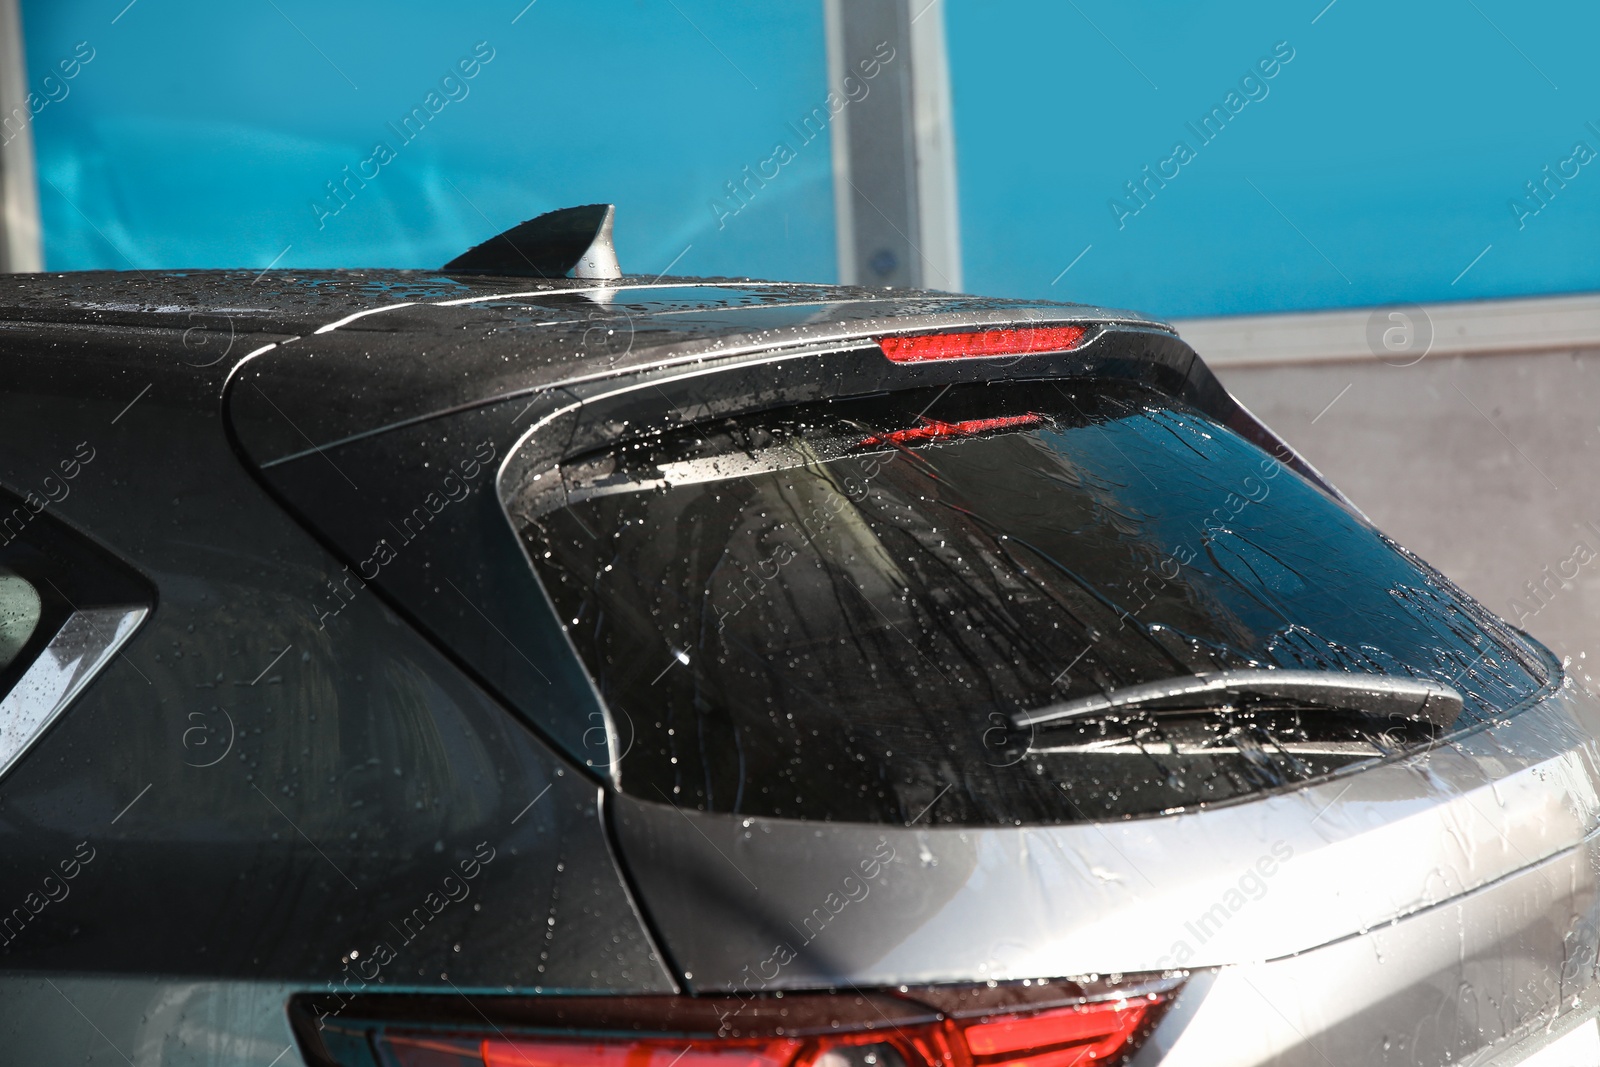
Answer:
[0, 0, 42, 273]
[825, 0, 961, 292]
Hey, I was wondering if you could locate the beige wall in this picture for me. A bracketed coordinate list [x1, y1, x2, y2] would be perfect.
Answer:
[1214, 347, 1600, 691]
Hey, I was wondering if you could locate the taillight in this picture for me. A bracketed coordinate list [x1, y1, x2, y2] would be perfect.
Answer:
[958, 1002, 1160, 1067]
[479, 1037, 804, 1067]
[315, 982, 1176, 1067]
[858, 414, 1044, 448]
[877, 326, 1086, 363]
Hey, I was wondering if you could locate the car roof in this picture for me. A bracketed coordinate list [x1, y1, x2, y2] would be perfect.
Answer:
[0, 268, 1172, 463]
[0, 268, 1160, 346]
[0, 268, 1162, 463]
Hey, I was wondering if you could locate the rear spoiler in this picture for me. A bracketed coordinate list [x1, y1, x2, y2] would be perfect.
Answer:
[494, 318, 1356, 519]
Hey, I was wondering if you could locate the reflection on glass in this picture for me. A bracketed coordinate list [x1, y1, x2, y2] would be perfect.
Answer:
[519, 382, 1550, 825]
[0, 568, 41, 672]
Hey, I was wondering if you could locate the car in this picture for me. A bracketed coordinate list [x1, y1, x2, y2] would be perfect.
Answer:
[0, 204, 1595, 1067]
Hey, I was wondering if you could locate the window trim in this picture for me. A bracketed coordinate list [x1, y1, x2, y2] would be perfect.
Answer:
[0, 603, 147, 781]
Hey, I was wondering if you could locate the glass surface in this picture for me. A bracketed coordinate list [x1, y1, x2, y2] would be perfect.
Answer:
[518, 381, 1550, 824]
[0, 568, 42, 673]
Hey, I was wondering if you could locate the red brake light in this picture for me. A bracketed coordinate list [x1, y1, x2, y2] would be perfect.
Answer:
[858, 414, 1044, 448]
[362, 987, 1171, 1067]
[959, 1002, 1160, 1067]
[481, 1038, 803, 1067]
[877, 326, 1086, 363]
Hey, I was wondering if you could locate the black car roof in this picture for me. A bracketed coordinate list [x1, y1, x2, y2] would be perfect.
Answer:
[0, 268, 1170, 462]
[11, 269, 1163, 457]
[0, 268, 1159, 347]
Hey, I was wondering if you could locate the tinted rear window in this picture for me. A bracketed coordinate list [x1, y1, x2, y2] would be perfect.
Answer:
[515, 380, 1551, 824]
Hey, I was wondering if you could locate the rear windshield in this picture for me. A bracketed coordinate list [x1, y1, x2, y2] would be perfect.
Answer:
[516, 380, 1551, 824]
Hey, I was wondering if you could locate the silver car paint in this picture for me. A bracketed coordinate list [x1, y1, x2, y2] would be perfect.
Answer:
[1149, 832, 1600, 1065]
[9, 817, 1594, 1067]
[611, 679, 1600, 985]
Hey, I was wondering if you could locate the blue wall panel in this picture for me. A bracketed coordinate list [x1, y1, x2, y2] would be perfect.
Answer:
[23, 1, 1600, 315]
[948, 0, 1600, 317]
[21, 0, 835, 281]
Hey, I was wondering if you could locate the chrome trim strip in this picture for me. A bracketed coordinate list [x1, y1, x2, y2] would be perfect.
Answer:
[0, 604, 148, 780]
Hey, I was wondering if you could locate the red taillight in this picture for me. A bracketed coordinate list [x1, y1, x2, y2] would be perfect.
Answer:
[481, 1038, 802, 1067]
[959, 1002, 1160, 1067]
[369, 990, 1169, 1067]
[858, 414, 1043, 448]
[877, 326, 1086, 363]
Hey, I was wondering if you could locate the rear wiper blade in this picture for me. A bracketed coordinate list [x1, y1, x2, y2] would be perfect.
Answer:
[1012, 669, 1463, 731]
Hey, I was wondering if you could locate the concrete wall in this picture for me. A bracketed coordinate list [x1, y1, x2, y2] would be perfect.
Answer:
[1209, 342, 1600, 692]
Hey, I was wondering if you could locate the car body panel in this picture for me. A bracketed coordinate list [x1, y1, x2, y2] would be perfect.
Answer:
[0, 319, 672, 991]
[610, 682, 1599, 987]
[0, 267, 1589, 1067]
[1145, 832, 1600, 1066]
[7, 828, 1595, 1067]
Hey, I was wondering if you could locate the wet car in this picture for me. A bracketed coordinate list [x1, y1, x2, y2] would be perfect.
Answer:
[0, 206, 1597, 1066]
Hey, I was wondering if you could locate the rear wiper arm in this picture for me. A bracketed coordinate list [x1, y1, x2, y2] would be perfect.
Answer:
[1012, 669, 1464, 731]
